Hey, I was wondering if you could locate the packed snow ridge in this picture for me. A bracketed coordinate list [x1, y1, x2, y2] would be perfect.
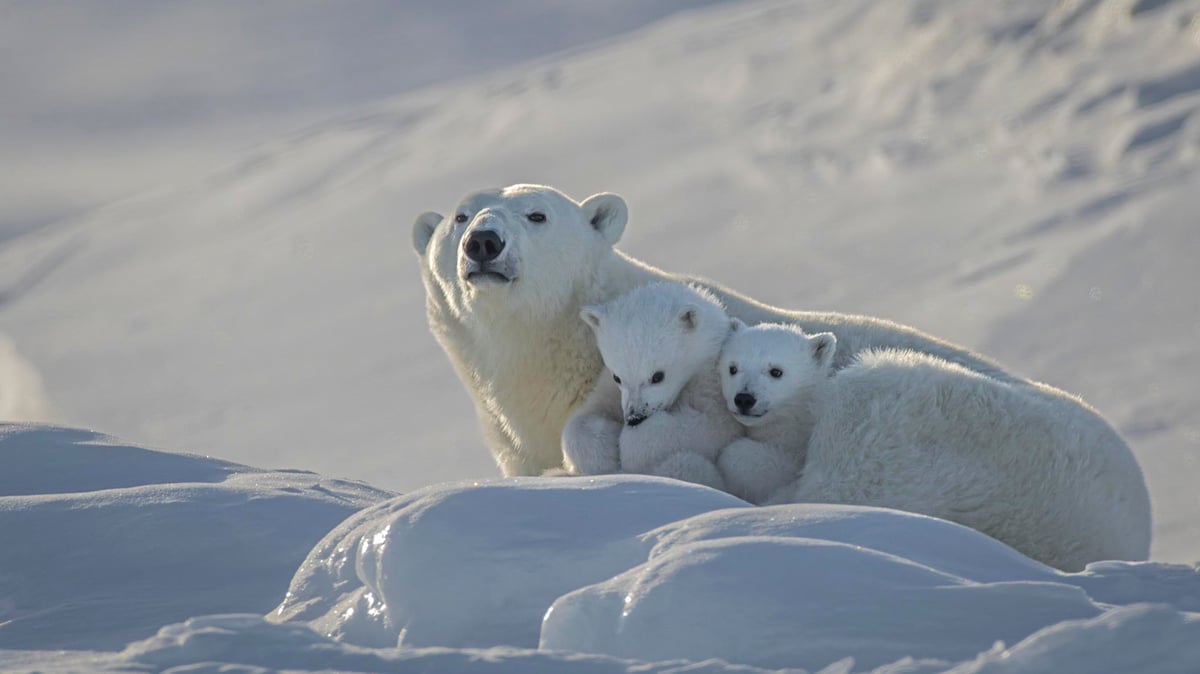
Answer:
[2, 424, 1199, 673]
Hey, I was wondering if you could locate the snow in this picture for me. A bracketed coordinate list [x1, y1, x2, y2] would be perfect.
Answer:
[0, 337, 48, 422]
[2, 426, 1199, 673]
[2, 0, 1200, 670]
[0, 424, 390, 651]
[0, 0, 732, 238]
[0, 0, 1195, 565]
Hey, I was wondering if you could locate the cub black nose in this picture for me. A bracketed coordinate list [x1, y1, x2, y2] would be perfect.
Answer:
[626, 414, 646, 427]
[463, 229, 505, 262]
[734, 392, 756, 412]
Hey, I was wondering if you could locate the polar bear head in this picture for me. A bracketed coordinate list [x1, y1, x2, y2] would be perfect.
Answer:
[719, 320, 836, 427]
[581, 282, 728, 427]
[411, 184, 628, 320]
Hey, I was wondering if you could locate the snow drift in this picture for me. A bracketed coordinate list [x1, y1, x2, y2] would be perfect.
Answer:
[0, 424, 389, 651]
[2, 425, 1199, 673]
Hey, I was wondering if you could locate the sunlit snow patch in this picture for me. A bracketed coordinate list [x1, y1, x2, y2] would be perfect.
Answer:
[271, 474, 1200, 671]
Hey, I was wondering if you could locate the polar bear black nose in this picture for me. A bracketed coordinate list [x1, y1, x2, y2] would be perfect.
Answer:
[463, 230, 505, 263]
[734, 392, 756, 412]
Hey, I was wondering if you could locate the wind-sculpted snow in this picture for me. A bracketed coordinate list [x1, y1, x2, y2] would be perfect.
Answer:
[1, 427, 1199, 672]
[271, 476, 747, 648]
[271, 474, 1200, 672]
[0, 424, 391, 650]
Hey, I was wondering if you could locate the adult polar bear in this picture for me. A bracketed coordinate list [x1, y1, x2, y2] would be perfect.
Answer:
[411, 184, 1151, 567]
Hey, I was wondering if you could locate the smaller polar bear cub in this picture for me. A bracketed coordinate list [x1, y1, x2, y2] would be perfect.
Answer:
[578, 282, 743, 491]
[718, 319, 837, 504]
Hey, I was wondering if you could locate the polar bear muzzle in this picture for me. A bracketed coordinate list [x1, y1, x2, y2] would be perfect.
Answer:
[461, 229, 517, 284]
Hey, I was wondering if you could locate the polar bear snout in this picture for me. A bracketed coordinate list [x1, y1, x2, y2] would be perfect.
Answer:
[460, 228, 517, 284]
[463, 229, 505, 263]
[734, 392, 757, 413]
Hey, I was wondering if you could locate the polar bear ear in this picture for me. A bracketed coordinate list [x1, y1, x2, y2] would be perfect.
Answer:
[678, 305, 700, 332]
[580, 305, 605, 331]
[809, 332, 837, 368]
[580, 193, 628, 246]
[412, 211, 443, 255]
[729, 317, 747, 333]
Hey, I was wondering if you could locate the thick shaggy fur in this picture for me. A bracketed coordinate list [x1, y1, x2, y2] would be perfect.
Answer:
[411, 184, 1151, 569]
[717, 321, 836, 504]
[574, 282, 743, 489]
[764, 346, 1151, 571]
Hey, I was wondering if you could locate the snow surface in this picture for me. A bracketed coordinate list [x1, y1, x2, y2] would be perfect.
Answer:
[0, 0, 730, 238]
[0, 0, 1195, 565]
[3, 1, 1200, 669]
[2, 425, 1200, 673]
[0, 424, 389, 652]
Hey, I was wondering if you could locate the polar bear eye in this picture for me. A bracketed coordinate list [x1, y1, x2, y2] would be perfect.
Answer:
[728, 365, 738, 376]
[527, 212, 547, 223]
[613, 374, 621, 384]
[651, 371, 664, 384]
[770, 368, 784, 379]
[454, 213, 468, 224]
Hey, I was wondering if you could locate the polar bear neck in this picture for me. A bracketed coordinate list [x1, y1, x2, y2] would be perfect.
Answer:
[452, 253, 662, 472]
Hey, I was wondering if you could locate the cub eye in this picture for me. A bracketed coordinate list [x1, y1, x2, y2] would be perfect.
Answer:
[728, 365, 738, 376]
[769, 368, 784, 379]
[650, 371, 664, 384]
[527, 212, 547, 223]
[454, 213, 468, 224]
[613, 374, 621, 384]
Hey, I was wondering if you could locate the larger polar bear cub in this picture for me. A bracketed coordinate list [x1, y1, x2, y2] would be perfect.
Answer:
[576, 282, 743, 490]
[411, 184, 1151, 568]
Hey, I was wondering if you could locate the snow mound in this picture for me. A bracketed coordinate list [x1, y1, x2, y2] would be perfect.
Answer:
[543, 536, 1094, 670]
[272, 475, 1200, 671]
[271, 475, 747, 648]
[2, 429, 1199, 672]
[0, 423, 391, 650]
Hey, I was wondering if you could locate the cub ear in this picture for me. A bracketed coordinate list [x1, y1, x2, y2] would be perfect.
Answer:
[580, 193, 628, 247]
[809, 332, 837, 368]
[678, 305, 700, 332]
[580, 305, 605, 331]
[412, 211, 443, 255]
[729, 317, 747, 333]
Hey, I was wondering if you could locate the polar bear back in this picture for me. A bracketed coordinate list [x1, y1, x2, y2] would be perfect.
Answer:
[794, 349, 1151, 570]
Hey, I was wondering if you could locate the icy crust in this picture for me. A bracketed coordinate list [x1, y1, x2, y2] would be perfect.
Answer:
[0, 423, 391, 650]
[273, 475, 1200, 671]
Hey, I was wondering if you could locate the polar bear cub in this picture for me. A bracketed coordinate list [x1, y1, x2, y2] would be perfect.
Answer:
[717, 319, 837, 504]
[719, 321, 1151, 571]
[576, 282, 743, 490]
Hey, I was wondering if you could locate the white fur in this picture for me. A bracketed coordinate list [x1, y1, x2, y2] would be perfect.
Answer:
[412, 184, 1151, 569]
[576, 282, 743, 490]
[742, 330, 1153, 571]
[716, 320, 835, 504]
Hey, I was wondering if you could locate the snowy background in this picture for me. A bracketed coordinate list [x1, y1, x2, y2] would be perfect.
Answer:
[2, 0, 1199, 671]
